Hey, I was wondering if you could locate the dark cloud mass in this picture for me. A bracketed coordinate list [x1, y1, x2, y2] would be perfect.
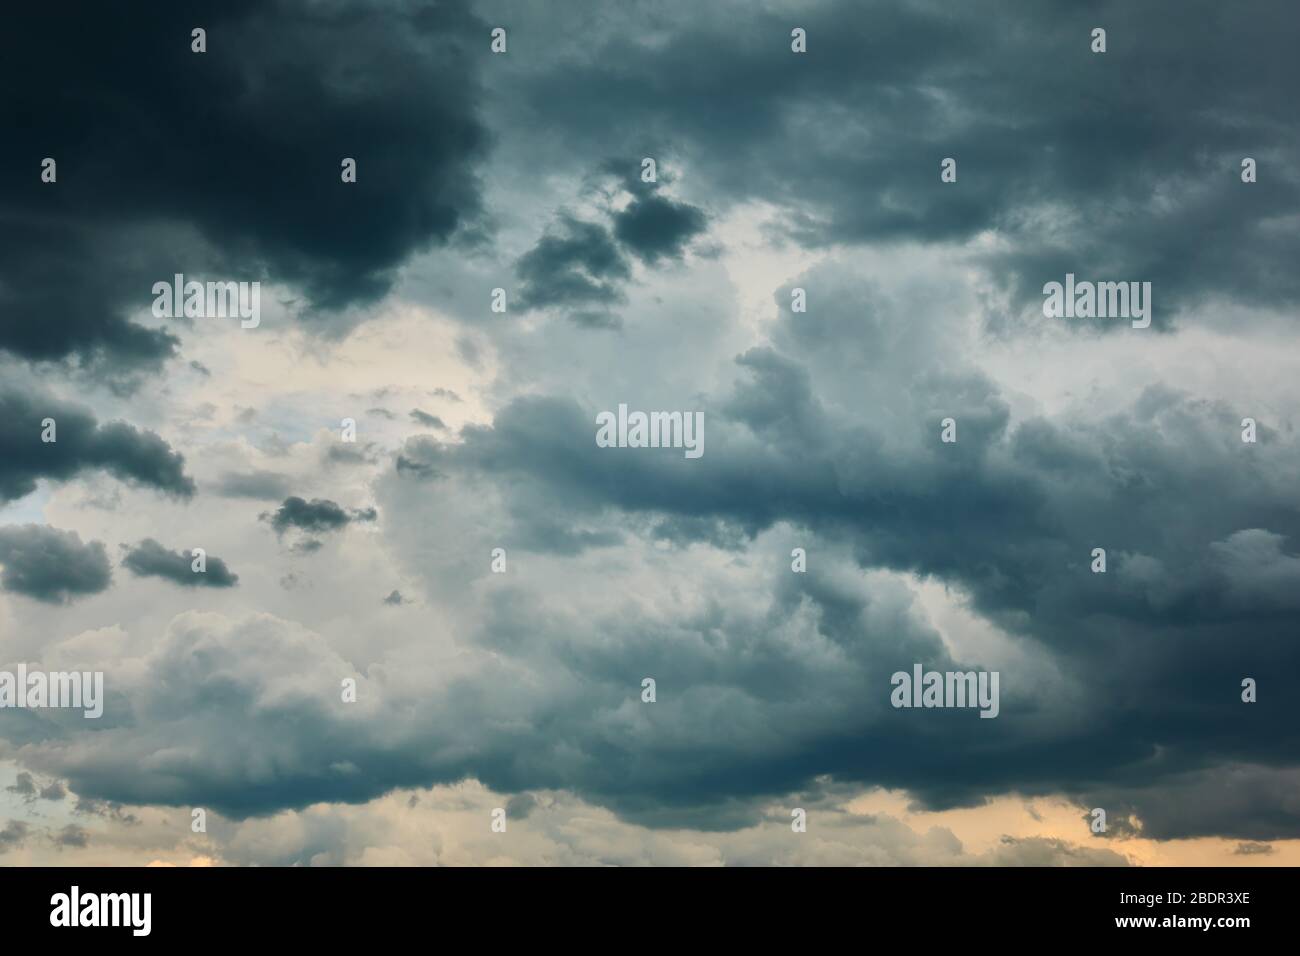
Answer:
[512, 0, 1300, 328]
[515, 213, 631, 313]
[373, 261, 1300, 837]
[264, 496, 377, 536]
[122, 538, 239, 588]
[611, 191, 708, 263]
[513, 170, 708, 323]
[0, 0, 488, 375]
[0, 389, 194, 502]
[2, 0, 1298, 863]
[0, 524, 112, 603]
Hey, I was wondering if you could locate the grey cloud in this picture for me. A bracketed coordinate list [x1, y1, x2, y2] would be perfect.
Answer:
[410, 409, 446, 429]
[39, 780, 67, 801]
[53, 824, 89, 848]
[263, 496, 377, 537]
[0, 389, 195, 503]
[0, 0, 489, 375]
[370, 261, 1300, 836]
[4, 0, 1297, 854]
[5, 773, 36, 800]
[513, 165, 709, 323]
[505, 0, 1300, 329]
[73, 798, 139, 826]
[505, 793, 538, 820]
[983, 836, 1128, 867]
[6, 773, 67, 803]
[122, 538, 239, 588]
[611, 191, 707, 263]
[0, 525, 112, 603]
[515, 213, 631, 314]
[3, 585, 946, 823]
[1234, 842, 1274, 856]
[0, 821, 29, 854]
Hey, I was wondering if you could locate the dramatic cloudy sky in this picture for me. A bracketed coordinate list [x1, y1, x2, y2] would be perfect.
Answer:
[1, 0, 1297, 866]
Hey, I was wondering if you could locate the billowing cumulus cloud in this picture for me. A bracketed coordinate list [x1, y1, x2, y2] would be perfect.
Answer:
[369, 257, 1300, 832]
[1, 0, 1297, 865]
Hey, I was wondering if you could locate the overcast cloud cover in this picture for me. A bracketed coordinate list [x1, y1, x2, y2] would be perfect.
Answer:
[1, 0, 1298, 865]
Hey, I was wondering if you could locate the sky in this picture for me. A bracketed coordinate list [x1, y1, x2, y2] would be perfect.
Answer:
[0, 0, 1298, 866]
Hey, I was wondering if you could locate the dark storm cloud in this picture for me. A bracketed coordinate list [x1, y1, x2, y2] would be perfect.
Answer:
[0, 389, 195, 502]
[8, 272, 1291, 842]
[611, 191, 708, 263]
[1071, 766, 1300, 842]
[263, 496, 377, 536]
[0, 222, 181, 379]
[513, 162, 708, 321]
[122, 538, 239, 588]
[0, 525, 112, 603]
[373, 262, 1300, 836]
[5, 0, 1298, 849]
[0, 0, 487, 376]
[515, 214, 631, 313]
[509, 0, 1300, 327]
